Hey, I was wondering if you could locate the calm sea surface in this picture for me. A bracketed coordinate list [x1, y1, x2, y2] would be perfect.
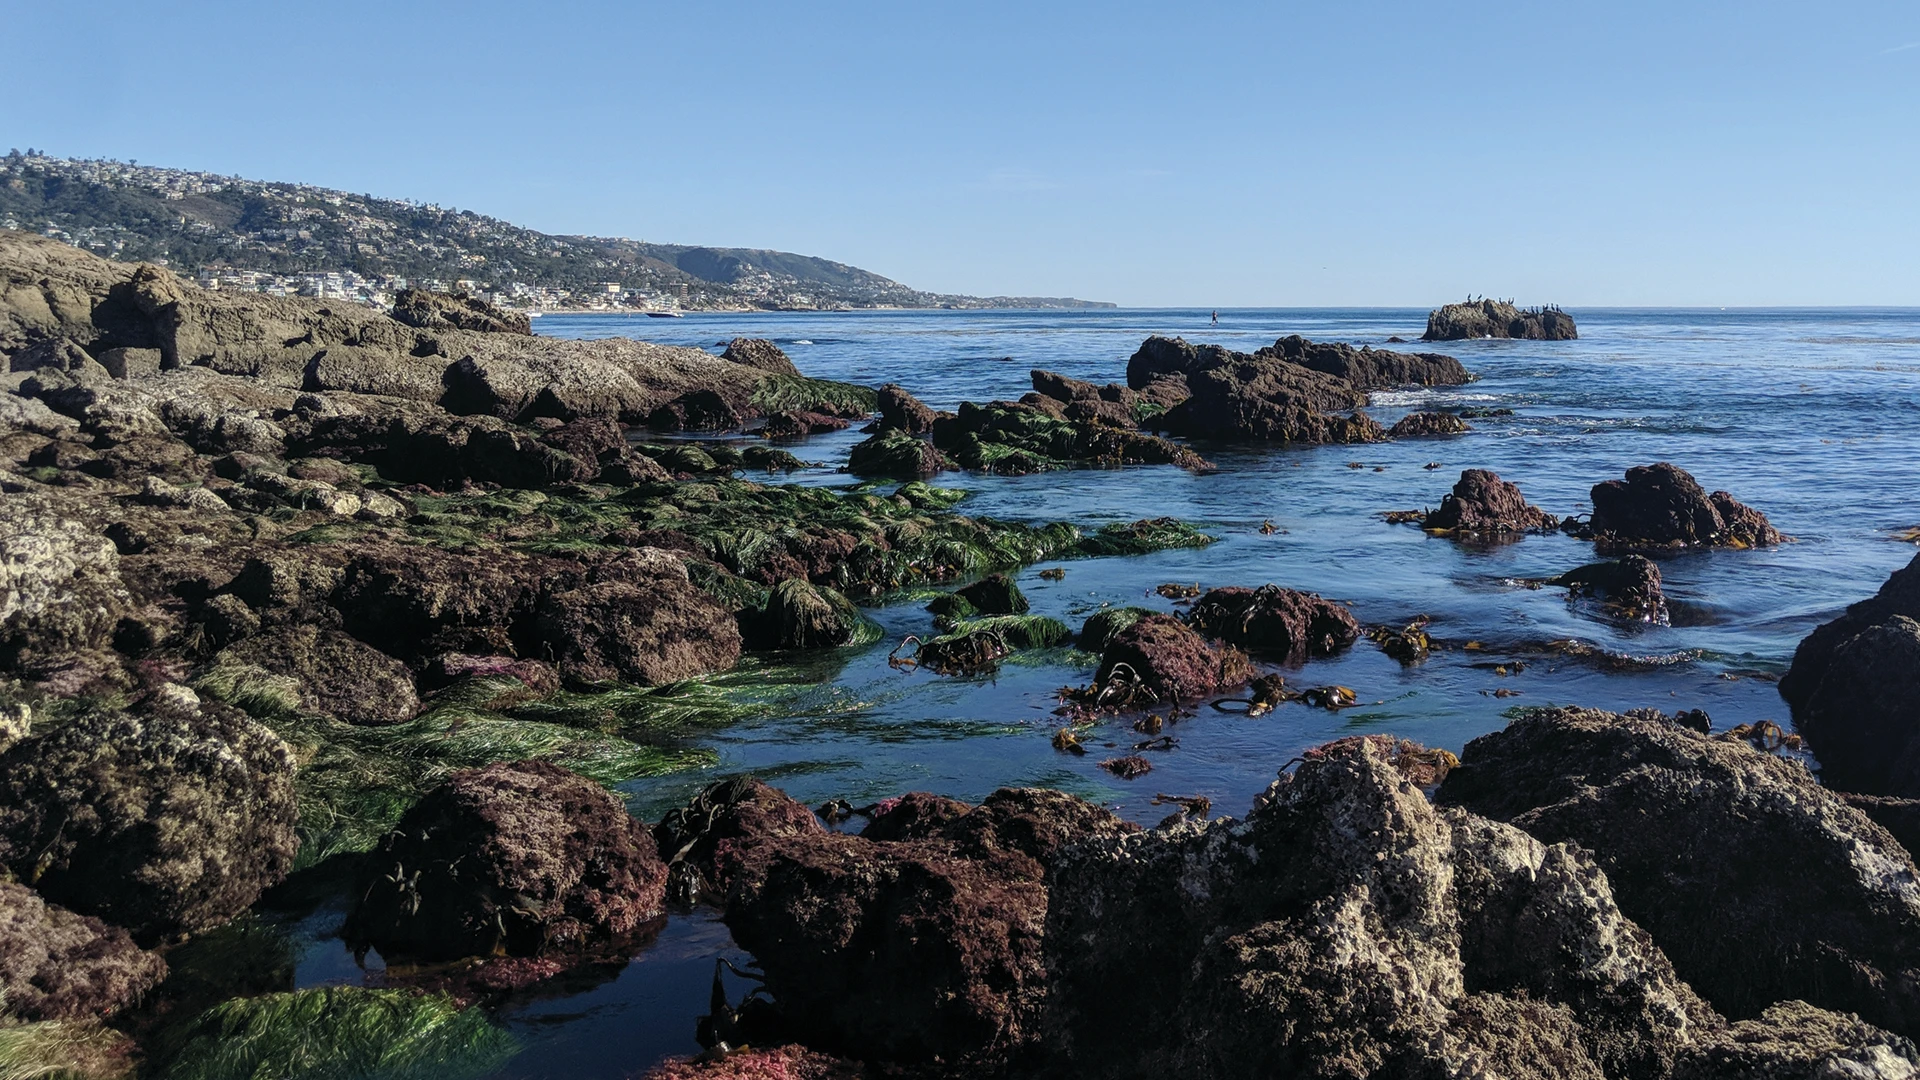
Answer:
[286, 307, 1920, 1077]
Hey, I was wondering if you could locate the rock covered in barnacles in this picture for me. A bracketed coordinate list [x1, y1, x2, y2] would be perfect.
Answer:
[1422, 468, 1558, 534]
[1438, 706, 1920, 1040]
[1587, 462, 1781, 551]
[1673, 1001, 1920, 1080]
[346, 760, 666, 962]
[0, 694, 297, 942]
[1091, 613, 1251, 706]
[1183, 584, 1360, 660]
[0, 880, 166, 1021]
[1042, 736, 1713, 1079]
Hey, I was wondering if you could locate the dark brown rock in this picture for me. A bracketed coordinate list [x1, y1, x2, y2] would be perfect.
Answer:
[0, 881, 166, 1021]
[720, 338, 801, 376]
[1552, 555, 1669, 623]
[0, 696, 298, 942]
[1257, 334, 1472, 389]
[1424, 468, 1558, 534]
[759, 410, 850, 438]
[859, 792, 974, 842]
[1184, 584, 1360, 660]
[1588, 462, 1781, 551]
[654, 777, 823, 898]
[535, 579, 743, 685]
[875, 384, 938, 435]
[1388, 411, 1471, 438]
[846, 430, 949, 479]
[1781, 551, 1920, 719]
[347, 760, 666, 961]
[1093, 613, 1252, 704]
[220, 625, 420, 725]
[1790, 614, 1920, 799]
[1132, 338, 1383, 445]
[1438, 706, 1920, 1038]
[745, 579, 869, 651]
[1673, 1001, 1920, 1080]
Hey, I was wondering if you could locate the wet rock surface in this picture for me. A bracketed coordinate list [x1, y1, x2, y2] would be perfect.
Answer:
[1183, 584, 1361, 660]
[0, 880, 167, 1021]
[1423, 468, 1559, 534]
[1387, 410, 1471, 438]
[0, 696, 298, 943]
[930, 398, 1214, 474]
[1587, 462, 1782, 551]
[1554, 555, 1670, 623]
[1438, 706, 1920, 1038]
[347, 760, 667, 962]
[1092, 612, 1252, 705]
[1423, 299, 1577, 341]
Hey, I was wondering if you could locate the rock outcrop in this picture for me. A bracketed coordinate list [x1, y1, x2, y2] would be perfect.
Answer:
[1423, 469, 1559, 534]
[874, 384, 940, 435]
[1256, 333, 1472, 389]
[389, 289, 532, 336]
[1553, 555, 1669, 623]
[0, 695, 298, 942]
[720, 338, 802, 376]
[347, 760, 667, 961]
[1423, 300, 1577, 341]
[1587, 463, 1781, 551]
[1388, 410, 1472, 438]
[1092, 613, 1251, 705]
[1438, 707, 1920, 1038]
[1044, 736, 1714, 1079]
[930, 399, 1213, 474]
[1183, 585, 1361, 661]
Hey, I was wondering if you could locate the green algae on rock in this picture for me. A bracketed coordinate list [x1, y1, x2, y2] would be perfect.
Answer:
[160, 988, 516, 1080]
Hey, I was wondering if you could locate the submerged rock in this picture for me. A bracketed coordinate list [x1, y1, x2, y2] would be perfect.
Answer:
[1553, 555, 1669, 623]
[1423, 468, 1559, 534]
[1587, 462, 1781, 551]
[1423, 299, 1577, 341]
[1183, 585, 1360, 660]
[1388, 410, 1471, 438]
[1044, 736, 1712, 1080]
[0, 697, 297, 942]
[955, 572, 1028, 615]
[347, 760, 667, 961]
[1438, 706, 1920, 1038]
[0, 880, 166, 1021]
[1092, 613, 1251, 706]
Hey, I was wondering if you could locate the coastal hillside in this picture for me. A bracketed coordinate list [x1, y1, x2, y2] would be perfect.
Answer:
[0, 150, 1111, 312]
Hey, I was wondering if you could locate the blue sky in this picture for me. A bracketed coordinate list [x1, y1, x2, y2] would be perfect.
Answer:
[8, 1, 1917, 305]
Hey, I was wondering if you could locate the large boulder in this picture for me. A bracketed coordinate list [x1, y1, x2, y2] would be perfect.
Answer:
[1043, 736, 1714, 1079]
[720, 338, 801, 376]
[0, 696, 298, 942]
[1092, 613, 1251, 705]
[742, 579, 870, 651]
[1183, 585, 1360, 660]
[0, 881, 166, 1021]
[0, 495, 133, 668]
[1588, 462, 1781, 551]
[846, 430, 949, 479]
[1438, 707, 1920, 1038]
[875, 384, 938, 435]
[723, 786, 1133, 1065]
[1423, 469, 1558, 534]
[931, 399, 1212, 474]
[390, 289, 532, 335]
[218, 625, 420, 725]
[1423, 299, 1577, 341]
[534, 578, 742, 685]
[347, 760, 667, 961]
[1140, 341, 1383, 444]
[1257, 334, 1471, 389]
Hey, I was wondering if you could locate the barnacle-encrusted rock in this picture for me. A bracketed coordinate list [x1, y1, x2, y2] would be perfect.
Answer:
[0, 696, 298, 942]
[1183, 584, 1360, 660]
[1673, 1001, 1920, 1080]
[1044, 736, 1712, 1079]
[0, 881, 166, 1021]
[219, 625, 420, 725]
[1439, 706, 1920, 1038]
[346, 760, 666, 961]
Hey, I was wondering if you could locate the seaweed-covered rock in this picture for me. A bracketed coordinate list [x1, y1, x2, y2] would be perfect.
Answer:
[720, 338, 801, 376]
[1438, 706, 1920, 1038]
[1423, 468, 1558, 534]
[931, 400, 1213, 474]
[534, 579, 742, 685]
[1674, 1001, 1920, 1080]
[1588, 462, 1781, 551]
[0, 697, 298, 942]
[1423, 300, 1577, 341]
[1044, 736, 1712, 1080]
[1076, 606, 1154, 652]
[1183, 585, 1360, 660]
[846, 430, 949, 479]
[1388, 411, 1471, 438]
[638, 1046, 869, 1080]
[759, 410, 849, 438]
[955, 573, 1028, 616]
[1782, 552, 1920, 710]
[219, 625, 420, 725]
[347, 760, 667, 961]
[723, 787, 1131, 1065]
[1093, 613, 1251, 705]
[745, 579, 871, 651]
[647, 389, 744, 433]
[875, 384, 939, 435]
[1553, 555, 1669, 623]
[655, 778, 824, 897]
[0, 881, 166, 1021]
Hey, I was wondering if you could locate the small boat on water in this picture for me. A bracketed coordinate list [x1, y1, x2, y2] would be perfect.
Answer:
[646, 311, 684, 318]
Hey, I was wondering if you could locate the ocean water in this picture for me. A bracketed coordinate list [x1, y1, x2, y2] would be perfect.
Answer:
[288, 307, 1920, 1077]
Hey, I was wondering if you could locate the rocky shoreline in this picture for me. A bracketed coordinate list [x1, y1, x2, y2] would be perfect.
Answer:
[2, 227, 1916, 1079]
